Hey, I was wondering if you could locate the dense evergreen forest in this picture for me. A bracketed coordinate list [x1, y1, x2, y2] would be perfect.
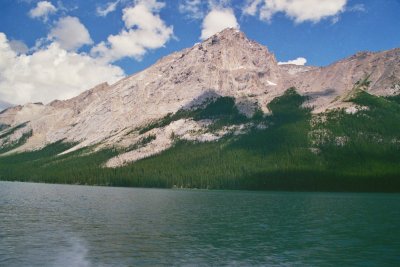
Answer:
[0, 87, 399, 192]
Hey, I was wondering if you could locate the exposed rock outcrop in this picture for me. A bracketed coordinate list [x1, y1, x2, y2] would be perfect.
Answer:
[0, 28, 399, 166]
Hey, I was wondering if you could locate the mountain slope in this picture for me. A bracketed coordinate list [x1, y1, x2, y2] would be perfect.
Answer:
[281, 48, 400, 112]
[0, 28, 399, 191]
[1, 88, 399, 192]
[1, 29, 399, 159]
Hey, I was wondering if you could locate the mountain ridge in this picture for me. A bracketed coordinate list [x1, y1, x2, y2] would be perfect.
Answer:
[0, 28, 399, 168]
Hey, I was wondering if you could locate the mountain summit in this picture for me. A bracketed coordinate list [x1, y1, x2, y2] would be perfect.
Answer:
[0, 28, 399, 168]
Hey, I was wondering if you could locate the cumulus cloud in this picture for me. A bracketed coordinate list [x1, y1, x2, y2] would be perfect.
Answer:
[9, 40, 29, 54]
[200, 8, 239, 40]
[278, 57, 307, 65]
[96, 0, 120, 17]
[243, 0, 347, 23]
[91, 0, 173, 62]
[28, 1, 57, 21]
[122, 0, 165, 28]
[48, 16, 93, 51]
[178, 0, 238, 40]
[0, 33, 124, 105]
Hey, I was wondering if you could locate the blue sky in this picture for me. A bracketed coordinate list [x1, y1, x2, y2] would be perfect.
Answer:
[0, 0, 399, 106]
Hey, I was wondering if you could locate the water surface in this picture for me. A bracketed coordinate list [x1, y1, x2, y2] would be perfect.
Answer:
[0, 181, 399, 266]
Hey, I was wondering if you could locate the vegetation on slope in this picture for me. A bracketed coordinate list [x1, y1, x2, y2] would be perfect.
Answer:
[139, 96, 246, 134]
[0, 122, 29, 139]
[0, 130, 33, 154]
[0, 123, 10, 131]
[0, 88, 399, 192]
[125, 134, 156, 152]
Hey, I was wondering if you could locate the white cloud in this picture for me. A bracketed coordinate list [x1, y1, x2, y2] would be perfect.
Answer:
[179, 0, 233, 20]
[178, 0, 205, 19]
[48, 16, 93, 51]
[0, 32, 124, 105]
[135, 0, 165, 11]
[56, 0, 79, 13]
[28, 1, 57, 21]
[208, 0, 232, 9]
[122, 1, 164, 28]
[243, 0, 262, 16]
[244, 0, 347, 23]
[331, 15, 340, 24]
[91, 0, 173, 62]
[278, 57, 307, 65]
[347, 4, 365, 12]
[96, 0, 120, 17]
[200, 8, 239, 40]
[9, 40, 29, 54]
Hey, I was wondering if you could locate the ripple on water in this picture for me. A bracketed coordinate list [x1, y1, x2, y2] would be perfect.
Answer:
[0, 182, 399, 266]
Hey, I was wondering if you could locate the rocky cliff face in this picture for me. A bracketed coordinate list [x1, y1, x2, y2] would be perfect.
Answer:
[281, 48, 400, 111]
[0, 28, 399, 166]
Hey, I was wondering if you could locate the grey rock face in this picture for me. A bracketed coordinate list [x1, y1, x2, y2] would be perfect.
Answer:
[0, 28, 399, 164]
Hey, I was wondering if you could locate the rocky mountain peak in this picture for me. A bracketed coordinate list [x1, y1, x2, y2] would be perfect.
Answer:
[153, 28, 276, 76]
[0, 29, 399, 165]
[203, 28, 249, 46]
[196, 28, 275, 64]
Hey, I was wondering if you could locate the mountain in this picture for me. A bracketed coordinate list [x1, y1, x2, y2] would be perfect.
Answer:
[1, 28, 399, 191]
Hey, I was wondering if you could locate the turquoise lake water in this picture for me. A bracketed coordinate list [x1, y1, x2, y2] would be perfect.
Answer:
[0, 181, 399, 266]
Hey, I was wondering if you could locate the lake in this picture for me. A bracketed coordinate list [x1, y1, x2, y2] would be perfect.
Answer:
[0, 181, 399, 266]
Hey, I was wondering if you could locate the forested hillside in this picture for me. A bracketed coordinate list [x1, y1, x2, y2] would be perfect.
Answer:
[1, 88, 399, 192]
